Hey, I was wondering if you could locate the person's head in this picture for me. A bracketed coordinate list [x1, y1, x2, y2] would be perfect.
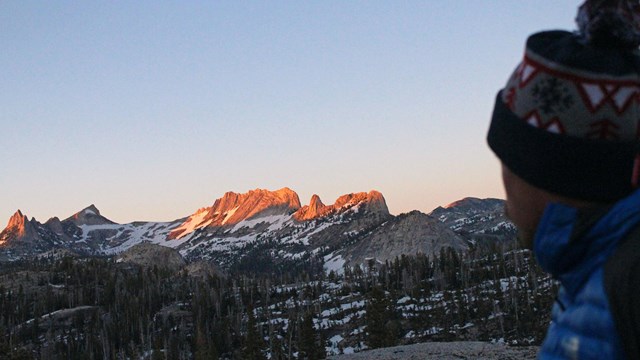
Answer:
[487, 0, 640, 247]
[500, 164, 602, 248]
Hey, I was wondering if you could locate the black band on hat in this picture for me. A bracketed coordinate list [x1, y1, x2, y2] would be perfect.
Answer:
[487, 92, 640, 202]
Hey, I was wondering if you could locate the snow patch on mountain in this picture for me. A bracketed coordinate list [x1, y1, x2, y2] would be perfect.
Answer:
[231, 214, 290, 233]
[221, 206, 239, 225]
[324, 254, 346, 275]
[170, 209, 210, 239]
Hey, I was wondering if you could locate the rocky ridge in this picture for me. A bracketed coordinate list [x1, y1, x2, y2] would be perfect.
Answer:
[430, 197, 516, 249]
[169, 187, 301, 239]
[294, 191, 388, 222]
[0, 189, 510, 273]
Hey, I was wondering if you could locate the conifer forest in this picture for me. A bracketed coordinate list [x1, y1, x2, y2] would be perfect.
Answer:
[0, 245, 554, 359]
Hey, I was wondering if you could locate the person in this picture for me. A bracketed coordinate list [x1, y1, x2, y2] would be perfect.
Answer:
[486, 0, 640, 359]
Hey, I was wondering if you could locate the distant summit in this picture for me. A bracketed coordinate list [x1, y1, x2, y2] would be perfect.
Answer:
[443, 197, 503, 211]
[64, 205, 116, 226]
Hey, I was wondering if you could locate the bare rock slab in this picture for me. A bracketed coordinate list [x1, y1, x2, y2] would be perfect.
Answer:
[328, 342, 538, 360]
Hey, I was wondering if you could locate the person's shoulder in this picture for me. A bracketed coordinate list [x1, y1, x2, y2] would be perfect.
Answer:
[604, 223, 640, 360]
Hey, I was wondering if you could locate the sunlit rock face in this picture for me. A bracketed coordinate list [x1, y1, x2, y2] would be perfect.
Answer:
[294, 190, 389, 222]
[168, 187, 302, 239]
[6, 210, 29, 237]
[0, 210, 37, 245]
[293, 194, 329, 221]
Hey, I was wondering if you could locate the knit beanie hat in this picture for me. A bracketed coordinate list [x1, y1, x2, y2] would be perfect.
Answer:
[487, 0, 640, 202]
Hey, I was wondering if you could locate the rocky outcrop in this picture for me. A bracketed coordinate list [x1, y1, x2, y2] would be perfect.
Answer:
[294, 190, 389, 221]
[294, 194, 330, 221]
[117, 243, 186, 272]
[327, 341, 538, 360]
[64, 205, 115, 226]
[343, 210, 468, 266]
[333, 190, 388, 214]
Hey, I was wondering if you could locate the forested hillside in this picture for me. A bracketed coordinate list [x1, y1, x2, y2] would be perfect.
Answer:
[0, 244, 554, 359]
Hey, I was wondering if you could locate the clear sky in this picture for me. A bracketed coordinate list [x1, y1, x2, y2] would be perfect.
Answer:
[1, 1, 578, 224]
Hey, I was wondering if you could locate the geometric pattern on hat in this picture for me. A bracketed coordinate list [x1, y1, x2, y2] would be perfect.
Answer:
[525, 110, 566, 134]
[520, 55, 640, 115]
[518, 61, 541, 88]
[503, 50, 640, 141]
[577, 82, 639, 115]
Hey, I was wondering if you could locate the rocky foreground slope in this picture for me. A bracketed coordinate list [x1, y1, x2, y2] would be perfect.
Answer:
[328, 341, 538, 359]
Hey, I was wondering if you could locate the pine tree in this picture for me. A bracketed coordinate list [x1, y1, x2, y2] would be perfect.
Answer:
[194, 325, 218, 360]
[298, 312, 324, 359]
[269, 335, 285, 360]
[243, 304, 265, 360]
[365, 286, 395, 349]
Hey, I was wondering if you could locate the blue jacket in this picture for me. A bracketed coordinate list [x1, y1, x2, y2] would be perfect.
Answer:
[534, 190, 640, 359]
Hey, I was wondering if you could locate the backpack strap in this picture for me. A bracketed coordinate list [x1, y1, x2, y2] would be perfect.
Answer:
[604, 221, 640, 360]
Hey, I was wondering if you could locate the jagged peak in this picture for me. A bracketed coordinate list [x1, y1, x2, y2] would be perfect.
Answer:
[1, 209, 37, 244]
[65, 204, 115, 226]
[68, 204, 102, 219]
[7, 210, 28, 229]
[293, 194, 329, 221]
[309, 194, 325, 208]
[80, 204, 101, 216]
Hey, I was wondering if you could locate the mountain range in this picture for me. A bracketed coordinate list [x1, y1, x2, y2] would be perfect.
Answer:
[0, 188, 515, 271]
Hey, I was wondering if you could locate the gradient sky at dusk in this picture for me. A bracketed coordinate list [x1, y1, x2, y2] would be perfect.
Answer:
[1, 1, 577, 224]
